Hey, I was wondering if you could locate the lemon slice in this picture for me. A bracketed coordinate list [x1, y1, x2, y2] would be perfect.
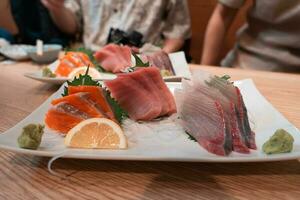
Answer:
[68, 66, 102, 79]
[64, 118, 127, 149]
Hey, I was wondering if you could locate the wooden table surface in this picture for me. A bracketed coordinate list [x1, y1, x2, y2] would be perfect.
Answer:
[1, 62, 300, 200]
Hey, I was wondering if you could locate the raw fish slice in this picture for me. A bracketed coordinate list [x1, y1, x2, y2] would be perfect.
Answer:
[192, 69, 256, 150]
[68, 86, 115, 121]
[94, 44, 132, 73]
[55, 59, 76, 77]
[51, 92, 103, 118]
[176, 87, 231, 156]
[120, 69, 163, 117]
[45, 102, 90, 134]
[105, 76, 161, 121]
[147, 67, 177, 115]
[144, 51, 175, 75]
[55, 52, 94, 77]
[189, 81, 249, 154]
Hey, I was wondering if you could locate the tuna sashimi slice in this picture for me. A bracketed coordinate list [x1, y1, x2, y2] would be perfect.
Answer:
[105, 67, 176, 121]
[51, 92, 103, 118]
[119, 69, 163, 117]
[68, 86, 116, 121]
[146, 67, 177, 115]
[94, 44, 132, 73]
[105, 75, 161, 121]
[45, 102, 90, 134]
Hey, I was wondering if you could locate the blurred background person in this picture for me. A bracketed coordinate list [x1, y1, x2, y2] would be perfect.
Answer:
[42, 0, 191, 53]
[201, 0, 300, 72]
[0, 0, 70, 47]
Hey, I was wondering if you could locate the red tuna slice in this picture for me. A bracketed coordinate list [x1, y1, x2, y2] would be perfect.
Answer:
[144, 51, 175, 75]
[104, 75, 161, 121]
[94, 44, 132, 73]
[45, 102, 90, 134]
[177, 87, 232, 156]
[119, 69, 163, 117]
[68, 86, 116, 121]
[145, 67, 177, 115]
[51, 92, 103, 118]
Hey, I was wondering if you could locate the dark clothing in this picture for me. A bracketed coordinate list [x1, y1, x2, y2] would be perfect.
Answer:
[0, 0, 70, 46]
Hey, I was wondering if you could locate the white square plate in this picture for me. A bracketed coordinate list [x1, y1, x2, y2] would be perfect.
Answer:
[24, 51, 191, 84]
[0, 80, 299, 162]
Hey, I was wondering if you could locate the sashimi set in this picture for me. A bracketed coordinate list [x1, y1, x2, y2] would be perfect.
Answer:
[43, 44, 177, 80]
[12, 44, 296, 158]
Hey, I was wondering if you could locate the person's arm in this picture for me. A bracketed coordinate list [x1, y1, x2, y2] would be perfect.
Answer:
[162, 0, 191, 53]
[163, 38, 184, 53]
[41, 0, 77, 35]
[201, 3, 238, 66]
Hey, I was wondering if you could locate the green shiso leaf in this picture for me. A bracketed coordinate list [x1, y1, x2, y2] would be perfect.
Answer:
[104, 90, 128, 123]
[185, 131, 197, 142]
[62, 66, 100, 96]
[132, 52, 149, 67]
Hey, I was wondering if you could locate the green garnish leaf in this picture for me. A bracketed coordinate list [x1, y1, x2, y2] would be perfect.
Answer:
[62, 66, 100, 96]
[185, 131, 197, 142]
[220, 74, 231, 81]
[104, 90, 128, 123]
[132, 52, 149, 67]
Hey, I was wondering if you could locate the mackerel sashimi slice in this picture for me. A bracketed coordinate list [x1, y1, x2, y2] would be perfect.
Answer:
[94, 44, 132, 73]
[104, 67, 176, 121]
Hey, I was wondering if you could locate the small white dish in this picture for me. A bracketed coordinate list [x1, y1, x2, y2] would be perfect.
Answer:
[0, 45, 34, 60]
[24, 51, 191, 84]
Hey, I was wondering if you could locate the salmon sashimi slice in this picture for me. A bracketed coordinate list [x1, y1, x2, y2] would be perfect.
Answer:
[45, 102, 90, 134]
[68, 86, 116, 121]
[51, 92, 103, 118]
[94, 44, 132, 73]
[55, 52, 94, 77]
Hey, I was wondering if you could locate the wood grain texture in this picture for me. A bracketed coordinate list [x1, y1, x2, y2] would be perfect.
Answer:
[1, 62, 300, 200]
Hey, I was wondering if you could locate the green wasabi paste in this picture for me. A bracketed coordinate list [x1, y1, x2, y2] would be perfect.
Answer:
[17, 124, 45, 150]
[262, 129, 294, 154]
[42, 67, 56, 78]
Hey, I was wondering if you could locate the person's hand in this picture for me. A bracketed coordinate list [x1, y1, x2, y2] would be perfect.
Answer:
[41, 0, 65, 13]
